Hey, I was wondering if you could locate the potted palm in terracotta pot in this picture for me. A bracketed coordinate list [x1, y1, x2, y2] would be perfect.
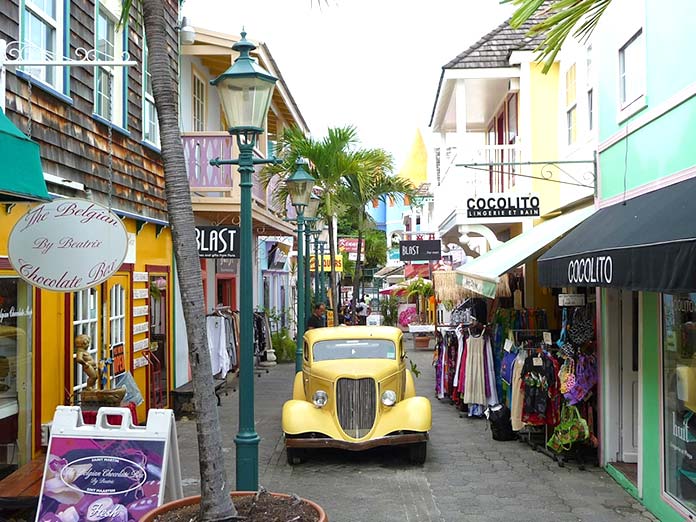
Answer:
[406, 278, 434, 349]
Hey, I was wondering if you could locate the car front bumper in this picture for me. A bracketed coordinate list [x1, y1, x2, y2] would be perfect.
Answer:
[285, 432, 428, 451]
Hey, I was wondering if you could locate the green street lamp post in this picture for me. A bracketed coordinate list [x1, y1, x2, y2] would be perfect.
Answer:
[304, 222, 312, 321]
[312, 220, 322, 300]
[286, 160, 316, 374]
[209, 31, 277, 492]
[304, 195, 320, 321]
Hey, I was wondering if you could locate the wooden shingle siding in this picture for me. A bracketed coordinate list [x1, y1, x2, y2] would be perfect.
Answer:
[2, 0, 179, 222]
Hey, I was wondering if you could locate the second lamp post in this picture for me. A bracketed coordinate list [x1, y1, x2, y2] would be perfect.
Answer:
[285, 160, 317, 374]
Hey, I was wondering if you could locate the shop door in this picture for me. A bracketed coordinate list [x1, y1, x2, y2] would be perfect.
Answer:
[216, 276, 236, 309]
[149, 275, 169, 408]
[619, 290, 639, 463]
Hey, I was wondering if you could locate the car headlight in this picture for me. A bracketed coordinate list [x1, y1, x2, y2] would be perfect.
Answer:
[381, 390, 397, 407]
[312, 390, 328, 408]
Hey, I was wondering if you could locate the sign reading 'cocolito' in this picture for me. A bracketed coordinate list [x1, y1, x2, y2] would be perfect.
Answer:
[567, 256, 613, 285]
[466, 194, 540, 218]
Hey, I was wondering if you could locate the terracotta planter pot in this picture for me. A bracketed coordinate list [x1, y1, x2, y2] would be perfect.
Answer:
[140, 491, 327, 522]
[413, 336, 431, 349]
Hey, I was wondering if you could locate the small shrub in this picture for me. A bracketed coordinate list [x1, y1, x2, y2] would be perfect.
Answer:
[271, 327, 296, 362]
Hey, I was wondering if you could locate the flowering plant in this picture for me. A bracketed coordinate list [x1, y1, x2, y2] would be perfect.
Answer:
[399, 306, 419, 327]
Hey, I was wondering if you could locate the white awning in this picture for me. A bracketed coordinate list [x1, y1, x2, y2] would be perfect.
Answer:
[374, 263, 404, 279]
[455, 205, 596, 298]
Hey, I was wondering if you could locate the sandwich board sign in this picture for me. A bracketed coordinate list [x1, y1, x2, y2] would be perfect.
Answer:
[35, 406, 182, 522]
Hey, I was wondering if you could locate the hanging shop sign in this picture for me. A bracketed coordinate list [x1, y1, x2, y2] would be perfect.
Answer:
[338, 238, 365, 254]
[399, 240, 441, 262]
[558, 293, 586, 307]
[8, 198, 128, 292]
[466, 194, 540, 218]
[309, 255, 343, 272]
[195, 226, 240, 258]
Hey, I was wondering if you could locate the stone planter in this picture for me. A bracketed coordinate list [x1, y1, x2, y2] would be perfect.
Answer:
[140, 491, 327, 522]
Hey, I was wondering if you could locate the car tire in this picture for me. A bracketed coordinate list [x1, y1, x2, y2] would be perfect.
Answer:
[286, 448, 305, 465]
[408, 442, 427, 465]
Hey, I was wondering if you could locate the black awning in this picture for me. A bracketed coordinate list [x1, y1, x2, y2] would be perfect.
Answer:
[538, 176, 696, 293]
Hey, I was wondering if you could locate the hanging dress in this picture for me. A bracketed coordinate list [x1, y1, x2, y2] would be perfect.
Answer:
[511, 354, 526, 431]
[462, 333, 487, 406]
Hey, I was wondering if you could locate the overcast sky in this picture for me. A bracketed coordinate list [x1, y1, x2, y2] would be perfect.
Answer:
[182, 0, 515, 170]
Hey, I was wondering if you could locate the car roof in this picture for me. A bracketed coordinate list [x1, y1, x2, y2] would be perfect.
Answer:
[304, 326, 403, 343]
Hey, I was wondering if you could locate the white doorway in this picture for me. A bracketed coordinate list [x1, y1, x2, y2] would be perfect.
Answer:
[605, 289, 640, 486]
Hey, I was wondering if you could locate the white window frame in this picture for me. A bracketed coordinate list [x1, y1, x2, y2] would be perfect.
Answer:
[21, 0, 65, 92]
[565, 64, 577, 146]
[192, 67, 206, 132]
[108, 284, 126, 387]
[618, 29, 646, 121]
[142, 40, 160, 146]
[72, 287, 100, 393]
[587, 88, 594, 132]
[94, 0, 125, 127]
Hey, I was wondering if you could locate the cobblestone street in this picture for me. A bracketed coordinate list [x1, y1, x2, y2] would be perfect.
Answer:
[176, 342, 657, 522]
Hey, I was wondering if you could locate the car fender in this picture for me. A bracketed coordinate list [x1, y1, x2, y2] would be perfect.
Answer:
[292, 371, 305, 400]
[282, 399, 343, 439]
[373, 396, 432, 437]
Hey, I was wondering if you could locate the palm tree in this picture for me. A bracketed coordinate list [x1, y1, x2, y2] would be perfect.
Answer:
[504, 0, 612, 72]
[339, 152, 415, 321]
[121, 0, 236, 519]
[260, 125, 365, 324]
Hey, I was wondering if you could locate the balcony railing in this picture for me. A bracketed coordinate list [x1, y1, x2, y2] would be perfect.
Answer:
[183, 132, 289, 215]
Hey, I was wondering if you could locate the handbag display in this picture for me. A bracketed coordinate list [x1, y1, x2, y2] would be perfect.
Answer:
[558, 358, 576, 394]
[547, 404, 589, 453]
[564, 354, 597, 405]
[567, 307, 594, 346]
[485, 404, 516, 441]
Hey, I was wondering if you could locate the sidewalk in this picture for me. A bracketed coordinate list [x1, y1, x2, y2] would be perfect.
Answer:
[175, 340, 657, 522]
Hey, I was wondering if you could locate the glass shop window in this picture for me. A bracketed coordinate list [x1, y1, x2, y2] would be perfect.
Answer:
[0, 278, 33, 473]
[663, 293, 696, 514]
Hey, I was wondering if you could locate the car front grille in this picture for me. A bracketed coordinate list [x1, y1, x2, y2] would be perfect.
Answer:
[336, 377, 376, 438]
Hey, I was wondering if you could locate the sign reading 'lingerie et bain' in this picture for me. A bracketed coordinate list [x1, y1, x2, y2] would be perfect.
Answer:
[8, 199, 128, 292]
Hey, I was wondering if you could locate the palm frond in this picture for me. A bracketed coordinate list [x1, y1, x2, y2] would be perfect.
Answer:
[503, 0, 612, 73]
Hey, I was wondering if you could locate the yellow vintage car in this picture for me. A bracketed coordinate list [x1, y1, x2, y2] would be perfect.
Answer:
[282, 326, 432, 464]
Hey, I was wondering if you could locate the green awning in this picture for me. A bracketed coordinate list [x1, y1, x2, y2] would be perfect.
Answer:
[0, 109, 50, 201]
[455, 205, 596, 298]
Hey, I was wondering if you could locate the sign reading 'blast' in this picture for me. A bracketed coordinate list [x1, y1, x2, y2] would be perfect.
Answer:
[196, 226, 240, 258]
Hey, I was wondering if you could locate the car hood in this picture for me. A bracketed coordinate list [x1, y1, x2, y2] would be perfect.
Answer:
[310, 359, 400, 382]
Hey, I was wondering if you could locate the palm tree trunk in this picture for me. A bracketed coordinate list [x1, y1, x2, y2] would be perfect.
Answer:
[351, 214, 364, 322]
[141, 0, 235, 519]
[327, 215, 339, 324]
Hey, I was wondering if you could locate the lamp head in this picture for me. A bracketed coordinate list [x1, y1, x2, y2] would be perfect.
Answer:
[306, 191, 321, 219]
[210, 31, 277, 133]
[286, 158, 316, 210]
[179, 17, 196, 45]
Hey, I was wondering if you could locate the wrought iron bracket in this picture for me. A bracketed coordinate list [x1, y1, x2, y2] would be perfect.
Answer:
[210, 156, 283, 167]
[0, 38, 137, 112]
[456, 153, 598, 196]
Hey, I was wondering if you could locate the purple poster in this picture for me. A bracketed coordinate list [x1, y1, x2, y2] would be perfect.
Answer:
[36, 437, 166, 522]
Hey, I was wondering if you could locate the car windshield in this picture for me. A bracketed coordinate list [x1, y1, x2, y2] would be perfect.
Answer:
[313, 339, 397, 362]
